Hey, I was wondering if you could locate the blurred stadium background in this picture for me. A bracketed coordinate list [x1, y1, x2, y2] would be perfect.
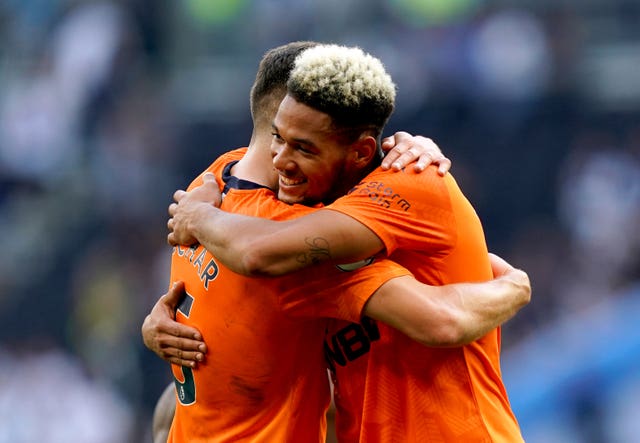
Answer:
[0, 0, 638, 442]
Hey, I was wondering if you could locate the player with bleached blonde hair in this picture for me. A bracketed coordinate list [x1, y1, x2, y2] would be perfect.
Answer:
[146, 43, 529, 442]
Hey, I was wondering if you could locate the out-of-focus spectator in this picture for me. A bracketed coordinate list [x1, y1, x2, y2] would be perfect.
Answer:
[557, 128, 640, 312]
[1, 1, 640, 441]
[0, 346, 134, 443]
[467, 8, 551, 102]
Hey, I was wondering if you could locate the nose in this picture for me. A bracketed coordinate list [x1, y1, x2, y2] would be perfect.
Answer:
[271, 143, 296, 172]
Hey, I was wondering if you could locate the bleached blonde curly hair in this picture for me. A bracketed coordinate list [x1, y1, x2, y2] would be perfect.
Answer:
[287, 44, 396, 142]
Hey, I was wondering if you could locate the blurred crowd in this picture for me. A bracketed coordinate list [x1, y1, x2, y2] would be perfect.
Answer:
[0, 1, 638, 442]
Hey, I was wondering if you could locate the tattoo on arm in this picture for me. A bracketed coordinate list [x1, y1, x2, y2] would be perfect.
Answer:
[296, 237, 331, 265]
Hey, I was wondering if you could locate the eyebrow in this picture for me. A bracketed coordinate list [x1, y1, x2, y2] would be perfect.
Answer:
[271, 122, 317, 148]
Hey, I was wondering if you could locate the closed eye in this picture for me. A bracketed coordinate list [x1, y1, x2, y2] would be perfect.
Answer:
[295, 144, 313, 154]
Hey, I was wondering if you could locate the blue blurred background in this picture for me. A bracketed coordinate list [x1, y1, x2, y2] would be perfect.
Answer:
[0, 0, 638, 442]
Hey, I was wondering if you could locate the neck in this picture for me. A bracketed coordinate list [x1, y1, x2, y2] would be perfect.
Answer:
[321, 152, 382, 205]
[230, 131, 278, 189]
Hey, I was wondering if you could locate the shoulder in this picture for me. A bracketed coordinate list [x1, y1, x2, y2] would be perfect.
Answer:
[356, 165, 445, 192]
[222, 188, 318, 221]
[343, 165, 451, 207]
[215, 147, 248, 164]
[187, 147, 248, 190]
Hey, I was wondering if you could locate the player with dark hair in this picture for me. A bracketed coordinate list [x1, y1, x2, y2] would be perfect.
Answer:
[162, 44, 527, 442]
[143, 42, 529, 442]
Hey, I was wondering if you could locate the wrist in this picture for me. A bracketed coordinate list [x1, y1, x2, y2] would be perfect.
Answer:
[192, 202, 225, 245]
[188, 202, 213, 240]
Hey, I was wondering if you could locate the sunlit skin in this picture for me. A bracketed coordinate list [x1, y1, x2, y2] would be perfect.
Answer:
[270, 95, 377, 205]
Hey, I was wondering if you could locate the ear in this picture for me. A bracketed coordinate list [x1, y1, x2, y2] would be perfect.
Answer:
[350, 135, 378, 168]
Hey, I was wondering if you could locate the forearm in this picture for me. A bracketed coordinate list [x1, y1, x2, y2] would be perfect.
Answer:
[183, 206, 383, 277]
[449, 272, 530, 344]
[184, 203, 262, 275]
[182, 203, 313, 276]
[364, 271, 530, 347]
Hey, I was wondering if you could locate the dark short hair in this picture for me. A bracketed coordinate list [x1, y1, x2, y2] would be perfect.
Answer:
[249, 41, 319, 124]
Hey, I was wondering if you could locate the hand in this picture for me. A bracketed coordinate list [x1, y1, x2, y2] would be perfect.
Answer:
[381, 131, 451, 175]
[167, 172, 221, 246]
[489, 253, 531, 309]
[141, 281, 207, 367]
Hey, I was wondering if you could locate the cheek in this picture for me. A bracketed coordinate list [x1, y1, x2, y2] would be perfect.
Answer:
[315, 168, 341, 195]
[305, 164, 332, 183]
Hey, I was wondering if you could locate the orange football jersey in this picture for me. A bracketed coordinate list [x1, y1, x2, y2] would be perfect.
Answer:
[313, 166, 524, 442]
[166, 149, 411, 443]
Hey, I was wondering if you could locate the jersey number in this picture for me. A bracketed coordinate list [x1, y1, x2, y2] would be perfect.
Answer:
[173, 292, 196, 405]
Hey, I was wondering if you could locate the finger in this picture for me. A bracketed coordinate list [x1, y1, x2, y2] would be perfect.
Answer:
[436, 157, 452, 176]
[163, 320, 202, 342]
[167, 217, 174, 231]
[168, 203, 178, 216]
[382, 141, 414, 170]
[381, 153, 399, 170]
[173, 189, 186, 203]
[163, 335, 206, 354]
[163, 345, 205, 366]
[171, 345, 206, 361]
[168, 357, 195, 367]
[163, 281, 185, 307]
[413, 153, 449, 173]
[411, 137, 444, 163]
[390, 146, 421, 171]
[392, 131, 412, 142]
[168, 353, 204, 368]
[412, 152, 434, 173]
[381, 132, 414, 169]
[488, 253, 512, 278]
[167, 232, 177, 246]
[380, 142, 404, 169]
[169, 318, 204, 342]
[380, 136, 395, 153]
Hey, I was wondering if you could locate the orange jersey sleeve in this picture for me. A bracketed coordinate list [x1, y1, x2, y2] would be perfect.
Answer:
[328, 165, 456, 255]
[275, 259, 411, 321]
[327, 166, 491, 284]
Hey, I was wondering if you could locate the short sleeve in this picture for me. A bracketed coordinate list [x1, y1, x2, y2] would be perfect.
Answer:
[274, 259, 412, 322]
[326, 167, 457, 256]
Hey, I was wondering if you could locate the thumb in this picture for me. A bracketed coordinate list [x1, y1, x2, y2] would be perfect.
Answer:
[164, 281, 185, 307]
[381, 135, 394, 149]
[488, 253, 512, 278]
[202, 172, 216, 184]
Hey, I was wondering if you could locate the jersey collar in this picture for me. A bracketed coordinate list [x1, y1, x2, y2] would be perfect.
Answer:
[221, 160, 273, 194]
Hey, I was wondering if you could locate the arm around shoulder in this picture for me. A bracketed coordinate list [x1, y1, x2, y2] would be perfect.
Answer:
[362, 267, 531, 347]
[194, 208, 385, 277]
[363, 276, 472, 346]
